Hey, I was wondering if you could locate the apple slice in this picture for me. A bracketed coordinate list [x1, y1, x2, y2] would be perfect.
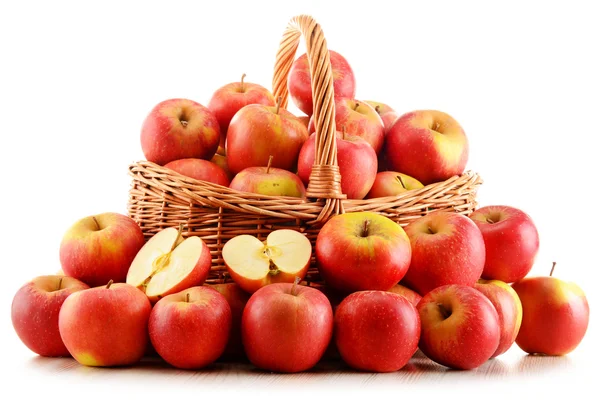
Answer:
[222, 229, 312, 294]
[126, 226, 212, 302]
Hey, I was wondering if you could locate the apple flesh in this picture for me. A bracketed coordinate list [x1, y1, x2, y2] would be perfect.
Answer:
[229, 157, 306, 198]
[366, 172, 424, 199]
[11, 276, 89, 357]
[207, 283, 250, 359]
[164, 158, 230, 187]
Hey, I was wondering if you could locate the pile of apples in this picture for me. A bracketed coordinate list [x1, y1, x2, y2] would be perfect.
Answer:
[11, 50, 590, 373]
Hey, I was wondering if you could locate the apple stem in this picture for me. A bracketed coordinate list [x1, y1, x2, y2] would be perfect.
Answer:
[57, 277, 63, 291]
[396, 175, 406, 189]
[106, 279, 113, 289]
[362, 220, 370, 237]
[486, 217, 495, 224]
[291, 276, 301, 296]
[342, 125, 346, 140]
[266, 155, 273, 174]
[354, 102, 360, 111]
[186, 292, 190, 303]
[240, 73, 246, 92]
[275, 96, 282, 115]
[550, 261, 557, 277]
[374, 105, 381, 114]
[92, 216, 100, 231]
[428, 226, 434, 234]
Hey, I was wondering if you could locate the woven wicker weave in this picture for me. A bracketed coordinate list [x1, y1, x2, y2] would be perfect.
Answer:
[127, 15, 483, 285]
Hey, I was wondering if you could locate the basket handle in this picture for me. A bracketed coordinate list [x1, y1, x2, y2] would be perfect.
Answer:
[272, 15, 345, 223]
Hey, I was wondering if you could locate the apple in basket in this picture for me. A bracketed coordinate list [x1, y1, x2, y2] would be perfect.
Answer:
[229, 156, 306, 198]
[211, 153, 235, 181]
[366, 172, 424, 198]
[365, 101, 400, 133]
[164, 158, 230, 186]
[328, 99, 386, 154]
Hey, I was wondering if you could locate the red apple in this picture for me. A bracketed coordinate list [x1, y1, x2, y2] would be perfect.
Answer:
[207, 74, 276, 147]
[388, 284, 422, 307]
[366, 171, 424, 199]
[297, 132, 377, 200]
[164, 158, 230, 187]
[365, 100, 399, 133]
[331, 98, 385, 153]
[207, 283, 250, 359]
[141, 98, 220, 165]
[385, 110, 469, 185]
[288, 50, 356, 116]
[149, 286, 231, 369]
[242, 281, 333, 373]
[401, 211, 485, 296]
[211, 153, 234, 181]
[316, 211, 412, 293]
[335, 291, 420, 372]
[11, 276, 89, 357]
[59, 212, 145, 287]
[229, 156, 306, 198]
[470, 205, 540, 283]
[58, 281, 151, 366]
[418, 284, 501, 370]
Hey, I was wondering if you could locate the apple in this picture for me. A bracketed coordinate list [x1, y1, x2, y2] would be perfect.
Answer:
[475, 279, 523, 357]
[366, 171, 424, 199]
[297, 131, 377, 200]
[226, 99, 309, 174]
[385, 110, 469, 185]
[418, 284, 501, 370]
[223, 229, 312, 294]
[316, 211, 412, 293]
[365, 100, 399, 133]
[511, 263, 589, 356]
[149, 286, 231, 369]
[288, 50, 356, 116]
[127, 225, 212, 303]
[11, 276, 89, 357]
[470, 205, 540, 283]
[388, 284, 422, 307]
[401, 211, 485, 295]
[335, 291, 420, 372]
[164, 158, 230, 187]
[242, 280, 333, 372]
[207, 283, 250, 359]
[297, 115, 310, 129]
[207, 74, 276, 148]
[59, 212, 145, 287]
[211, 153, 235, 181]
[141, 98, 220, 166]
[330, 98, 385, 153]
[59, 281, 151, 367]
[229, 156, 306, 198]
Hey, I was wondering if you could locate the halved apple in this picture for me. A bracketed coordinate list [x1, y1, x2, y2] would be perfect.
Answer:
[222, 229, 312, 294]
[126, 226, 212, 302]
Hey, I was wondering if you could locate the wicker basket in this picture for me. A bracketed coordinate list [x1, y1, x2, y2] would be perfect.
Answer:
[127, 14, 483, 285]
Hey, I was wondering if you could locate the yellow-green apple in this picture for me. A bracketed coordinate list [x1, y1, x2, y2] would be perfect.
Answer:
[297, 132, 377, 200]
[58, 281, 151, 367]
[211, 153, 234, 181]
[385, 110, 469, 185]
[365, 101, 399, 133]
[388, 284, 422, 307]
[226, 99, 309, 174]
[470, 205, 540, 283]
[59, 212, 145, 287]
[475, 279, 523, 357]
[401, 211, 485, 295]
[141, 98, 220, 165]
[511, 263, 589, 355]
[242, 280, 333, 372]
[229, 156, 306, 198]
[316, 212, 412, 293]
[207, 74, 275, 148]
[207, 283, 250, 359]
[164, 158, 230, 186]
[335, 291, 420, 372]
[418, 284, 501, 370]
[288, 50, 356, 116]
[127, 226, 212, 303]
[223, 229, 312, 294]
[149, 286, 231, 369]
[366, 172, 424, 199]
[11, 276, 89, 357]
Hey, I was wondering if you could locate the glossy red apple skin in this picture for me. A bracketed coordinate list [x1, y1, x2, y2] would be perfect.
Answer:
[211, 153, 235, 181]
[242, 283, 333, 373]
[164, 158, 230, 187]
[365, 101, 400, 133]
[470, 205, 540, 283]
[417, 285, 501, 370]
[401, 211, 486, 296]
[335, 291, 420, 372]
[297, 132, 377, 200]
[11, 276, 89, 357]
[332, 98, 385, 153]
[288, 50, 356, 116]
[388, 284, 422, 307]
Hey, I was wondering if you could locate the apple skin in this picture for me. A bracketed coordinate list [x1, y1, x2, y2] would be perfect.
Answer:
[226, 104, 308, 174]
[385, 110, 469, 185]
[242, 283, 333, 373]
[365, 100, 399, 133]
[11, 276, 89, 357]
[288, 50, 356, 116]
[59, 212, 145, 287]
[331, 98, 385, 153]
[164, 158, 230, 187]
[207, 76, 275, 148]
[316, 211, 412, 293]
[230, 166, 306, 198]
[417, 284, 501, 370]
[388, 284, 422, 307]
[335, 291, 420, 372]
[366, 171, 424, 199]
[141, 98, 220, 166]
[470, 205, 540, 283]
[149, 286, 232, 369]
[211, 153, 235, 181]
[512, 275, 589, 355]
[59, 282, 152, 367]
[401, 211, 485, 296]
[297, 132, 377, 200]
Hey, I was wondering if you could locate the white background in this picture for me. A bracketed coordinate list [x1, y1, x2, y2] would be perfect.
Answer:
[0, 0, 598, 398]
